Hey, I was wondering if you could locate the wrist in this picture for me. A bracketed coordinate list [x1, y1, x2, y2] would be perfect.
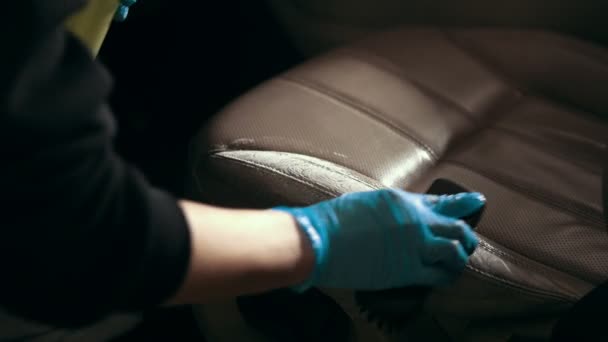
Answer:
[272, 207, 327, 292]
[271, 210, 317, 287]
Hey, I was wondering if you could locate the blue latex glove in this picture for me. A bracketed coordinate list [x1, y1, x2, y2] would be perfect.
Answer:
[274, 189, 486, 292]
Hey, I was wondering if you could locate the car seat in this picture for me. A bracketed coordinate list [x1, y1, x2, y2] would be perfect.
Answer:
[188, 28, 608, 341]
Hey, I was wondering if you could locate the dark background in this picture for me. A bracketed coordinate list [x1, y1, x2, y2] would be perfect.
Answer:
[99, 1, 301, 340]
[99, 0, 302, 198]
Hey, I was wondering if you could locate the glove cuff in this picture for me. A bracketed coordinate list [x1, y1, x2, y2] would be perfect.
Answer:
[272, 207, 327, 293]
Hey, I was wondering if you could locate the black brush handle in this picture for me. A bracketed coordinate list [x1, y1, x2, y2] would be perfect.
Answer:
[427, 178, 485, 231]
[355, 179, 485, 315]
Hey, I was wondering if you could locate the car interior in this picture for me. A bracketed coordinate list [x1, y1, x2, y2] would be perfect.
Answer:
[94, 0, 608, 341]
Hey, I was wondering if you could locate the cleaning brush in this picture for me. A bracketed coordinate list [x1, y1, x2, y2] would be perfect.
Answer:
[353, 179, 486, 333]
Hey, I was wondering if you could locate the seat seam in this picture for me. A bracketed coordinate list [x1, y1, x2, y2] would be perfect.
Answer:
[440, 30, 525, 93]
[444, 160, 605, 227]
[478, 240, 549, 273]
[477, 239, 593, 295]
[467, 240, 576, 301]
[490, 125, 604, 176]
[533, 94, 606, 122]
[211, 149, 384, 191]
[446, 30, 608, 117]
[207, 152, 388, 200]
[547, 31, 608, 71]
[437, 33, 605, 175]
[278, 76, 439, 160]
[466, 266, 574, 303]
[211, 154, 340, 197]
[191, 157, 285, 206]
[439, 32, 583, 164]
[287, 154, 383, 190]
[335, 47, 526, 151]
[337, 47, 481, 123]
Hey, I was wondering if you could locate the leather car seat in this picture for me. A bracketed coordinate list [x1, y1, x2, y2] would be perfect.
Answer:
[264, 0, 608, 56]
[188, 28, 608, 341]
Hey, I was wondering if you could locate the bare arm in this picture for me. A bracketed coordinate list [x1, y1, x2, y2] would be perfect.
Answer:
[170, 201, 315, 304]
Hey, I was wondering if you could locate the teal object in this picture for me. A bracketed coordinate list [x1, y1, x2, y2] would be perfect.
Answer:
[275, 189, 485, 292]
[114, 0, 138, 22]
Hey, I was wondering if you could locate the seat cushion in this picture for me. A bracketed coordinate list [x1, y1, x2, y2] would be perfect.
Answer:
[188, 28, 608, 341]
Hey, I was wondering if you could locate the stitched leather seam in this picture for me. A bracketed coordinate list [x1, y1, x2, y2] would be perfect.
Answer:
[477, 246, 547, 283]
[209, 153, 351, 198]
[443, 30, 608, 118]
[194, 149, 339, 203]
[478, 241, 537, 268]
[445, 160, 605, 227]
[191, 150, 251, 204]
[337, 47, 530, 153]
[477, 242, 541, 271]
[532, 31, 608, 72]
[207, 149, 383, 191]
[338, 47, 491, 124]
[532, 92, 604, 120]
[475, 242, 588, 300]
[447, 30, 608, 117]
[286, 154, 382, 190]
[466, 266, 574, 303]
[278, 76, 439, 160]
[563, 42, 608, 68]
[440, 30, 524, 91]
[491, 125, 604, 176]
[477, 240, 589, 297]
[195, 163, 302, 207]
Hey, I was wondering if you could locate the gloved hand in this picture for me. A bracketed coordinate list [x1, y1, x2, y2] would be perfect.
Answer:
[274, 188, 486, 292]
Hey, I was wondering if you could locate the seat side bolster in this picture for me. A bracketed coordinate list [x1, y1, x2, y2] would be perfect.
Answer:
[189, 150, 382, 208]
[189, 149, 594, 302]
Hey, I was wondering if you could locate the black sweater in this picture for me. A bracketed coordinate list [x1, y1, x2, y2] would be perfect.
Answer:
[0, 0, 191, 328]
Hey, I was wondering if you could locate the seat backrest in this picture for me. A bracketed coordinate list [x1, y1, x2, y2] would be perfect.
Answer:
[265, 0, 608, 56]
[604, 152, 607, 223]
[189, 27, 608, 342]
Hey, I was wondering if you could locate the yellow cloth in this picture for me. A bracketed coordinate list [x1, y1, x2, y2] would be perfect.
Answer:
[64, 0, 119, 56]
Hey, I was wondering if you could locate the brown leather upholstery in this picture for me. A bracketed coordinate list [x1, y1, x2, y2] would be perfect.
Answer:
[266, 0, 608, 56]
[189, 29, 608, 341]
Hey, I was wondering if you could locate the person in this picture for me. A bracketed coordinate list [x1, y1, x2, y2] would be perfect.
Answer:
[0, 0, 485, 340]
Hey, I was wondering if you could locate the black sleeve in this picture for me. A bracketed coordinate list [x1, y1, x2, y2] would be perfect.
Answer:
[0, 0, 192, 328]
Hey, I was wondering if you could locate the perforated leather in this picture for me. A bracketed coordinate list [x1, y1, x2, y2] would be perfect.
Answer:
[189, 29, 608, 341]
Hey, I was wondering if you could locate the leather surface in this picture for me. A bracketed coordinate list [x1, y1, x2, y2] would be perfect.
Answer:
[265, 0, 608, 55]
[189, 29, 608, 341]
[602, 146, 608, 227]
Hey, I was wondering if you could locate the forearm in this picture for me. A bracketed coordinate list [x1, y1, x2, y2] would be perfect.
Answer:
[170, 201, 315, 304]
[0, 0, 312, 326]
[1, 0, 191, 324]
